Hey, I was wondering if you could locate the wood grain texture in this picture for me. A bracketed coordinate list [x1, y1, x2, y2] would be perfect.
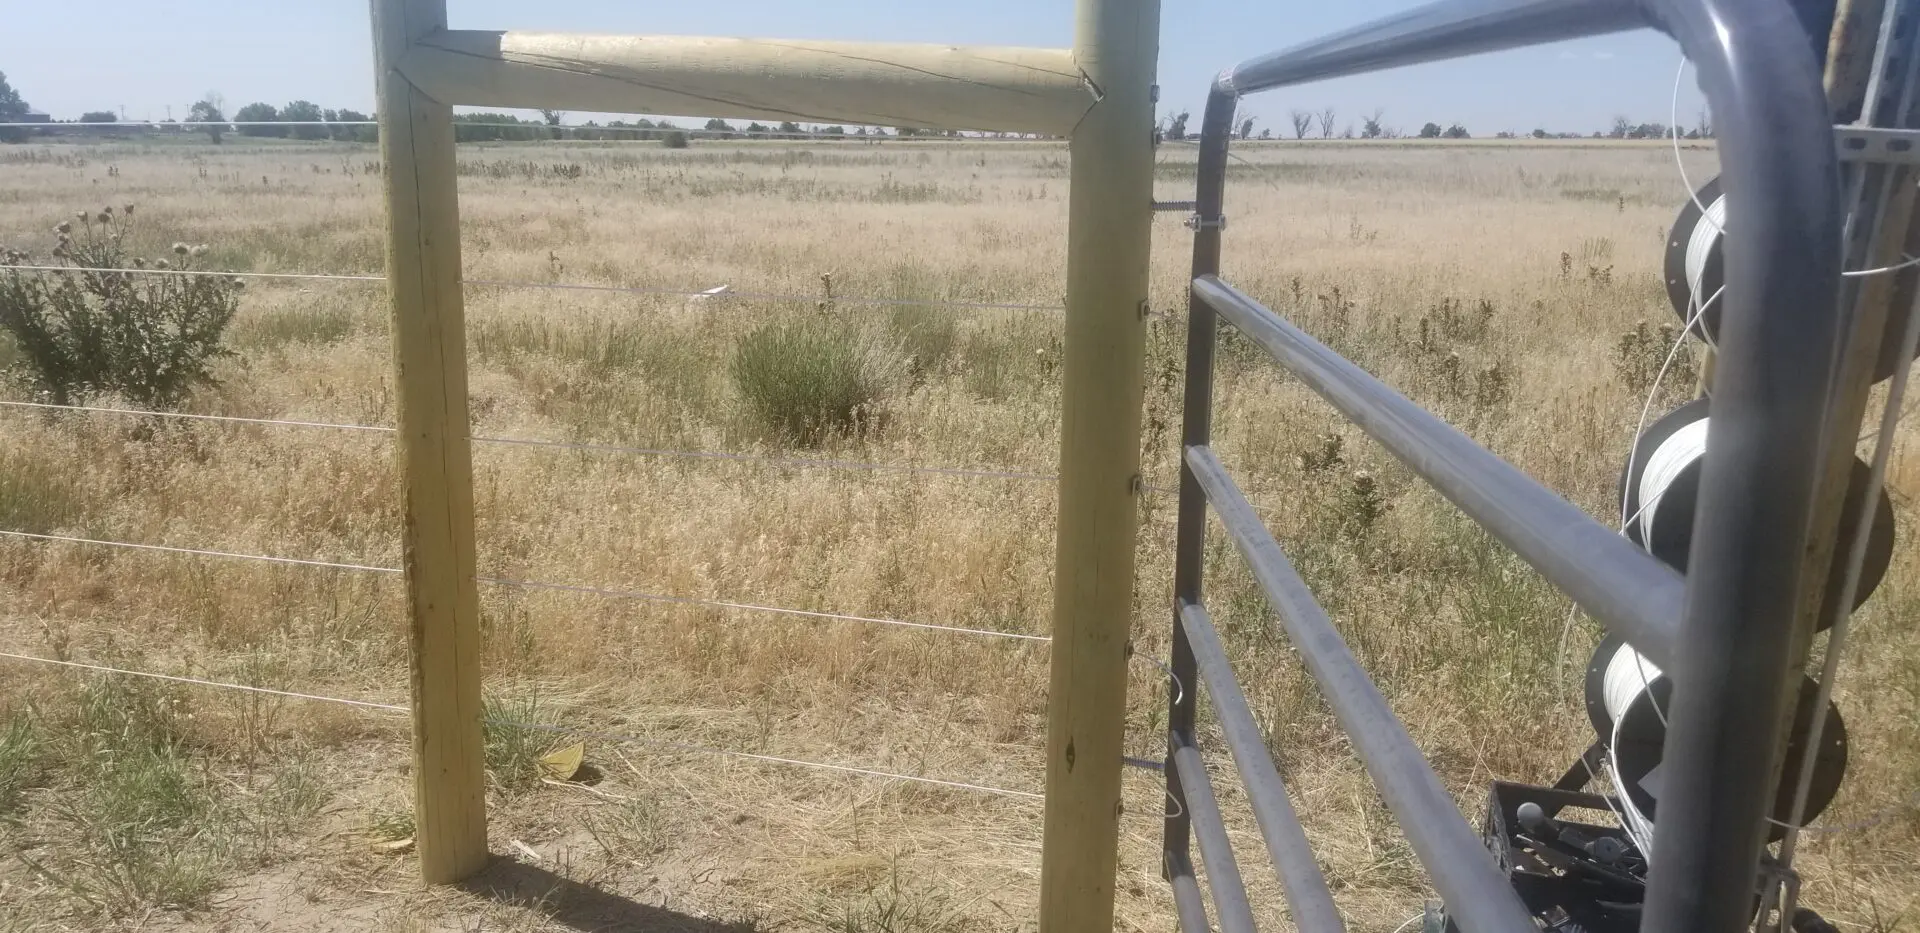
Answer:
[399, 30, 1094, 136]
[373, 0, 490, 885]
[1039, 1, 1160, 931]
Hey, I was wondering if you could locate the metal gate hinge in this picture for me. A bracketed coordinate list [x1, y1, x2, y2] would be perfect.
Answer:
[1185, 213, 1227, 231]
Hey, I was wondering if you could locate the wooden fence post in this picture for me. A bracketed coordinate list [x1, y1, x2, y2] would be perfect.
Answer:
[1040, 0, 1161, 930]
[371, 0, 490, 884]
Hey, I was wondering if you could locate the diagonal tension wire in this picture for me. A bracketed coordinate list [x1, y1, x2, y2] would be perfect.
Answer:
[0, 651, 1038, 800]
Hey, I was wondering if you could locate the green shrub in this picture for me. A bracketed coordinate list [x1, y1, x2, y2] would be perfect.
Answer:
[731, 316, 900, 446]
[0, 207, 241, 409]
[661, 130, 690, 149]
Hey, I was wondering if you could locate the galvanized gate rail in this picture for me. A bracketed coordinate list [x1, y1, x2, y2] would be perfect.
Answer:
[1162, 2, 1843, 933]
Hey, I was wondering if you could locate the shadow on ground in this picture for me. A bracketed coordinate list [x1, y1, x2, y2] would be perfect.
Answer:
[461, 858, 760, 932]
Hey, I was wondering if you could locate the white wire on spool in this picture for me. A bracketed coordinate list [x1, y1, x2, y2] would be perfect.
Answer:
[1603, 643, 1664, 728]
[1602, 643, 1665, 855]
[1638, 417, 1710, 545]
[1684, 192, 1727, 301]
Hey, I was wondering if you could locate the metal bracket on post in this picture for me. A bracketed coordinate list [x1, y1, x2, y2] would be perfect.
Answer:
[1184, 213, 1227, 232]
[1835, 126, 1920, 164]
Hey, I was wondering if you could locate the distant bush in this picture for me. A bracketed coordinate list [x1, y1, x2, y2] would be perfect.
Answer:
[661, 130, 689, 149]
[0, 207, 242, 409]
[731, 316, 900, 446]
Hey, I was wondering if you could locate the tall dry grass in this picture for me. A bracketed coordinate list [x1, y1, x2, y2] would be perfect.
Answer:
[0, 135, 1913, 932]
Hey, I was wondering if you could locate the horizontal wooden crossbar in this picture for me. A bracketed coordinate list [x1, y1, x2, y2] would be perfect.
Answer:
[398, 30, 1095, 135]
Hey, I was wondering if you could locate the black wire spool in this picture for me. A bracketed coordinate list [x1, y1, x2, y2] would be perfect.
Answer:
[1618, 398, 1896, 626]
[1663, 173, 1919, 382]
[1583, 633, 1849, 840]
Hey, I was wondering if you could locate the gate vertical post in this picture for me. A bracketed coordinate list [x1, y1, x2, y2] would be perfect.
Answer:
[1040, 0, 1162, 929]
[371, 0, 490, 884]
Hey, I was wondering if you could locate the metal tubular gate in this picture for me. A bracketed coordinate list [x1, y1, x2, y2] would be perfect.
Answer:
[1162, 1, 1844, 932]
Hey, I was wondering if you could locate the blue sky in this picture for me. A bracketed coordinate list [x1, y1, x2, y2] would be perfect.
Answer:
[2, 0, 1704, 136]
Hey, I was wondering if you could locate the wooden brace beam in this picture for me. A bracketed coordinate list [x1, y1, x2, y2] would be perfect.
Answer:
[398, 30, 1096, 135]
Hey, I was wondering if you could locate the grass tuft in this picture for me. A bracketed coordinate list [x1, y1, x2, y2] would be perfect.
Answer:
[483, 689, 566, 796]
[731, 316, 901, 446]
[0, 709, 41, 818]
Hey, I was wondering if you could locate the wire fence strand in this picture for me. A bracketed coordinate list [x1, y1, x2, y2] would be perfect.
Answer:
[0, 650, 1038, 800]
[0, 650, 408, 712]
[480, 576, 1049, 643]
[0, 397, 1059, 482]
[0, 529, 1042, 643]
[0, 399, 393, 432]
[471, 434, 1056, 482]
[0, 264, 1063, 313]
[0, 264, 383, 283]
[500, 717, 1045, 800]
[0, 529, 401, 574]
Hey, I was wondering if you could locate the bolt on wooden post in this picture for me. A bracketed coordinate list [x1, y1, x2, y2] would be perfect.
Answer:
[371, 0, 490, 884]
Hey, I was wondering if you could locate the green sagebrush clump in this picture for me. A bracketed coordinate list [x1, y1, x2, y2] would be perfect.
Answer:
[0, 206, 242, 409]
[730, 314, 902, 447]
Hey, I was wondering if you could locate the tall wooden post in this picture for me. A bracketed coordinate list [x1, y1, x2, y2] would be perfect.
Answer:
[372, 0, 490, 883]
[1040, 0, 1160, 930]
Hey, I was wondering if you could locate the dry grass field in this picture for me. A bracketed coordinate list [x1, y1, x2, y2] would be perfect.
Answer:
[0, 134, 1915, 932]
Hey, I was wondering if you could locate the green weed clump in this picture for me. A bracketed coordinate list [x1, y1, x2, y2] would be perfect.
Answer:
[0, 709, 40, 817]
[19, 676, 222, 915]
[483, 689, 568, 796]
[731, 316, 901, 446]
[0, 206, 241, 408]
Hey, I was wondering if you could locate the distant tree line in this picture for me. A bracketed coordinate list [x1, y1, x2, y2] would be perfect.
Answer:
[1153, 104, 1716, 143]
